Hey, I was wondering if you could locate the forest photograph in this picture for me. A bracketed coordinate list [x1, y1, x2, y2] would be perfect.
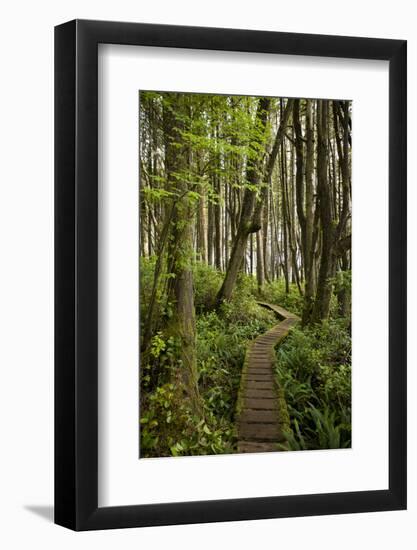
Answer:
[139, 90, 352, 458]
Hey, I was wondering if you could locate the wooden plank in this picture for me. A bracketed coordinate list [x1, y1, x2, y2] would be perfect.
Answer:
[245, 388, 276, 399]
[237, 441, 278, 453]
[243, 398, 278, 409]
[238, 422, 286, 441]
[239, 409, 279, 423]
[246, 373, 274, 382]
[245, 380, 274, 391]
[247, 364, 272, 374]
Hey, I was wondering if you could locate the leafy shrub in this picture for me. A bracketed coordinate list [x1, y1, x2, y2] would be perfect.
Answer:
[275, 318, 351, 450]
[140, 382, 234, 457]
[219, 293, 275, 328]
[196, 301, 274, 420]
[139, 256, 156, 321]
[284, 404, 350, 451]
[140, 268, 277, 457]
[257, 279, 304, 316]
[192, 262, 223, 312]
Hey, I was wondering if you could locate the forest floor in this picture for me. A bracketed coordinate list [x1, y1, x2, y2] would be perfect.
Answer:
[140, 260, 352, 458]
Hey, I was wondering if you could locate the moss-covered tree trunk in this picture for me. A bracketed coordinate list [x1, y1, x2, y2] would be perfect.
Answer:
[163, 94, 201, 413]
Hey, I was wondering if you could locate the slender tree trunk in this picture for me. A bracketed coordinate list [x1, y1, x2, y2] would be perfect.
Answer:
[140, 192, 147, 257]
[141, 206, 172, 357]
[281, 138, 290, 293]
[214, 125, 222, 270]
[256, 230, 265, 292]
[312, 100, 334, 322]
[207, 200, 214, 266]
[262, 188, 271, 283]
[214, 174, 222, 270]
[197, 193, 207, 263]
[287, 128, 302, 294]
[333, 100, 352, 320]
[337, 252, 350, 317]
[293, 100, 306, 267]
[302, 99, 316, 324]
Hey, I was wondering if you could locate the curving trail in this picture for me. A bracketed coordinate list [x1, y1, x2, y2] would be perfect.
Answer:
[236, 302, 299, 453]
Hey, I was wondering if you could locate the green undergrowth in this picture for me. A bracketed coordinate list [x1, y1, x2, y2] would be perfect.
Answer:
[140, 259, 276, 457]
[140, 258, 351, 457]
[257, 279, 304, 317]
[274, 318, 351, 451]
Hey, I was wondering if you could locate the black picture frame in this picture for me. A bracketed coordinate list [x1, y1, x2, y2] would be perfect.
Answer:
[55, 19, 407, 531]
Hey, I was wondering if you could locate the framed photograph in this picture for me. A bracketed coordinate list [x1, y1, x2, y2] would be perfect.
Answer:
[55, 19, 406, 530]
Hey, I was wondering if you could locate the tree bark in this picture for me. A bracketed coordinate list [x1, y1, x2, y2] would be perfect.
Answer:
[312, 100, 334, 322]
[163, 94, 201, 412]
[197, 193, 207, 263]
[302, 99, 316, 324]
[256, 230, 265, 291]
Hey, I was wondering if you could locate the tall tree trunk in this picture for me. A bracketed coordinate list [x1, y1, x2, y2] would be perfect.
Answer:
[214, 172, 222, 270]
[207, 200, 214, 266]
[197, 193, 207, 263]
[287, 127, 302, 295]
[213, 123, 222, 270]
[262, 188, 271, 283]
[337, 252, 350, 317]
[139, 190, 147, 257]
[256, 230, 265, 292]
[333, 100, 352, 320]
[163, 94, 201, 413]
[302, 99, 316, 324]
[293, 100, 306, 266]
[281, 138, 290, 293]
[312, 100, 334, 322]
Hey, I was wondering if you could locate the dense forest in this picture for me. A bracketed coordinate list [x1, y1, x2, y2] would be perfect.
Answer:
[139, 91, 352, 457]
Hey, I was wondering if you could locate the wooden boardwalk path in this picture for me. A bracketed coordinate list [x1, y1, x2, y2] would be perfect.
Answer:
[237, 302, 299, 453]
